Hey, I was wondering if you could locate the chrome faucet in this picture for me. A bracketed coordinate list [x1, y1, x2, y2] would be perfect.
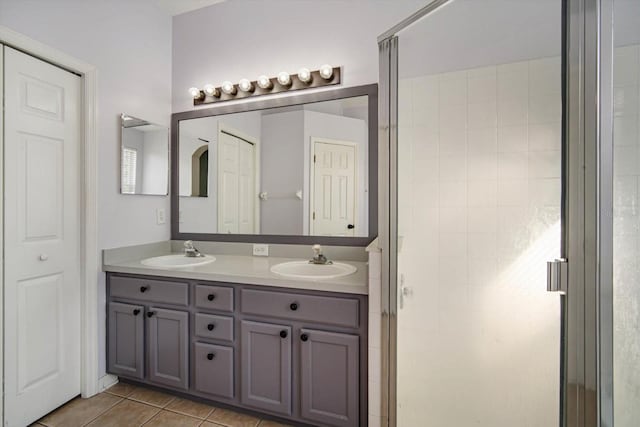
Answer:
[184, 240, 203, 257]
[310, 244, 332, 265]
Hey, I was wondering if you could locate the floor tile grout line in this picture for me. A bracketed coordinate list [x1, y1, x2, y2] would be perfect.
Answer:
[140, 408, 164, 427]
[126, 395, 177, 409]
[87, 397, 161, 427]
[163, 405, 216, 420]
[80, 396, 126, 427]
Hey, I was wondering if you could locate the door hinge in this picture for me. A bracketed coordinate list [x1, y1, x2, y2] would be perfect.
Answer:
[313, 154, 316, 163]
[547, 259, 568, 294]
[313, 212, 316, 220]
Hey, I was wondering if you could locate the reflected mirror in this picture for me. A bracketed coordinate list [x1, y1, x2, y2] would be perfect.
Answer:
[172, 85, 377, 245]
[120, 114, 169, 195]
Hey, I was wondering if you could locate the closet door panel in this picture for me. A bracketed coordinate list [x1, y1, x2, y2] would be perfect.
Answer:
[2, 46, 82, 427]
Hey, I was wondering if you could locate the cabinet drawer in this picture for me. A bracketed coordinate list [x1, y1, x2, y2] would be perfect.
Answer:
[110, 275, 188, 306]
[195, 284, 234, 312]
[194, 342, 234, 399]
[241, 289, 359, 328]
[194, 313, 234, 342]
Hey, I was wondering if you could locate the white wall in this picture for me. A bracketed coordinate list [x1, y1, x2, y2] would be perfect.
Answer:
[260, 111, 305, 234]
[171, 0, 426, 112]
[142, 129, 169, 195]
[0, 0, 172, 377]
[397, 55, 562, 426]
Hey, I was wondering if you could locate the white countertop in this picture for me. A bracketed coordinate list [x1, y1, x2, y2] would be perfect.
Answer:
[103, 252, 369, 295]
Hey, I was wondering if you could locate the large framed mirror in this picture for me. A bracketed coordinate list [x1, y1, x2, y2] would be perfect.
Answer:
[120, 114, 169, 196]
[171, 84, 377, 246]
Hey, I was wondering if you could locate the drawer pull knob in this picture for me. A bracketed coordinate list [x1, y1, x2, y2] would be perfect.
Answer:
[289, 302, 298, 311]
[207, 294, 216, 301]
[280, 330, 288, 338]
[207, 353, 215, 360]
[147, 311, 156, 318]
[300, 333, 309, 342]
[140, 286, 149, 293]
[133, 309, 140, 316]
[207, 323, 215, 331]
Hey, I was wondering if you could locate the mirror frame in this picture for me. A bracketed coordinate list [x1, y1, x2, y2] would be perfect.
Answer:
[171, 83, 378, 246]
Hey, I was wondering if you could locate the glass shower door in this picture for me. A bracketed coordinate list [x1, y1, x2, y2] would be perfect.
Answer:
[394, 1, 563, 425]
[612, 1, 640, 425]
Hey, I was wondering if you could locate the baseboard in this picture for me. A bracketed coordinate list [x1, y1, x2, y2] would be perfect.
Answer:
[97, 374, 119, 393]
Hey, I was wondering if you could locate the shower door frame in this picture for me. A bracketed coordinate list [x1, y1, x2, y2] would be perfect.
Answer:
[377, 0, 615, 426]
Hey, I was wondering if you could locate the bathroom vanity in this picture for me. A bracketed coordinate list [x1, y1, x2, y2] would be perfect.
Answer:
[104, 249, 368, 427]
[105, 83, 378, 426]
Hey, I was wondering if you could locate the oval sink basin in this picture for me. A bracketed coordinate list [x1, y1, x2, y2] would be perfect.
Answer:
[140, 254, 216, 268]
[270, 261, 357, 280]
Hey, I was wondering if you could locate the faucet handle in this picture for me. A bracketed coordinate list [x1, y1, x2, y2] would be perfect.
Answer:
[184, 240, 194, 250]
[312, 244, 322, 255]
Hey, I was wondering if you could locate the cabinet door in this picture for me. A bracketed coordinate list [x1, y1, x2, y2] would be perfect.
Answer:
[300, 329, 359, 427]
[147, 307, 189, 390]
[194, 342, 234, 399]
[240, 321, 291, 415]
[108, 302, 144, 379]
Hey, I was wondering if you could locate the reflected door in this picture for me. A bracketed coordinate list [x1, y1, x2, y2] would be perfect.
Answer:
[311, 139, 357, 236]
[393, 1, 563, 425]
[218, 132, 256, 234]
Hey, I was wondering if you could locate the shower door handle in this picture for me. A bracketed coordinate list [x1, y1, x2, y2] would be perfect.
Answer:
[399, 273, 413, 309]
[547, 259, 568, 294]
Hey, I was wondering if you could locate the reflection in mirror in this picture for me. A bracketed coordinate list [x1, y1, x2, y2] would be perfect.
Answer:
[178, 95, 370, 237]
[120, 114, 169, 195]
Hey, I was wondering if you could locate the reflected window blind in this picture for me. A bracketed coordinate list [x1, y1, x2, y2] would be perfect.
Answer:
[121, 147, 137, 194]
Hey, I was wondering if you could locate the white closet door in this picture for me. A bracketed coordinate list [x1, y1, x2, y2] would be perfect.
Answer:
[312, 141, 357, 236]
[238, 139, 255, 234]
[3, 46, 82, 427]
[218, 132, 240, 233]
[0, 43, 4, 427]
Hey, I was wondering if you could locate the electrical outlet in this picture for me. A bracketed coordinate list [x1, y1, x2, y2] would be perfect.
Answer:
[156, 208, 166, 225]
[253, 244, 269, 257]
[179, 210, 184, 223]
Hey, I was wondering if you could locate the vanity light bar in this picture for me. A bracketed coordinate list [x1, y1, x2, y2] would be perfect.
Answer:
[190, 65, 341, 106]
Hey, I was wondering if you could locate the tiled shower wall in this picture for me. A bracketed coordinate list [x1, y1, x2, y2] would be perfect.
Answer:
[613, 44, 640, 426]
[396, 56, 562, 426]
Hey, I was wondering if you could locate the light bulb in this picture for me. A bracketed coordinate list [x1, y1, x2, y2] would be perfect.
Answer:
[319, 64, 333, 80]
[257, 75, 272, 89]
[277, 71, 291, 86]
[188, 87, 201, 99]
[297, 67, 312, 83]
[221, 81, 236, 95]
[239, 78, 254, 92]
[203, 84, 219, 97]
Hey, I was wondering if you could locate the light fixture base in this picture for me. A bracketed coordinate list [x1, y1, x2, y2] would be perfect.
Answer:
[194, 67, 341, 106]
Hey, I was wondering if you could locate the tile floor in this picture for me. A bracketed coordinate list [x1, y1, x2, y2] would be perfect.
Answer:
[31, 382, 292, 427]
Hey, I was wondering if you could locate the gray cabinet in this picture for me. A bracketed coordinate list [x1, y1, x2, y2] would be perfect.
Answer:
[194, 313, 234, 342]
[106, 273, 367, 427]
[194, 342, 234, 398]
[240, 320, 292, 415]
[147, 307, 189, 390]
[108, 302, 144, 379]
[300, 329, 360, 427]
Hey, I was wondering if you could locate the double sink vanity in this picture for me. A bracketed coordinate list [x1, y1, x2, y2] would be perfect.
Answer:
[113, 83, 378, 425]
[103, 242, 369, 427]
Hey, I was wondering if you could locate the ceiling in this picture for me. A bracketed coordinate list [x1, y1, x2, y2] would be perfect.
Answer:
[154, 0, 226, 16]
